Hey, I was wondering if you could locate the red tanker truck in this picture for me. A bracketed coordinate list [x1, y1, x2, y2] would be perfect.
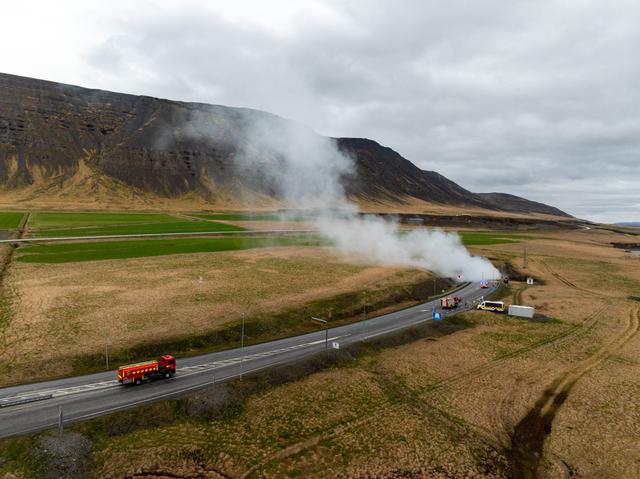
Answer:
[440, 295, 462, 310]
[117, 355, 176, 385]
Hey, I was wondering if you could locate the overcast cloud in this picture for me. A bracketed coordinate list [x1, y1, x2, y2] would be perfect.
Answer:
[2, 0, 638, 222]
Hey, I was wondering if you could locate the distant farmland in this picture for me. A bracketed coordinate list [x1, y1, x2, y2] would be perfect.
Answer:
[14, 231, 529, 264]
[16, 236, 325, 263]
[27, 211, 245, 237]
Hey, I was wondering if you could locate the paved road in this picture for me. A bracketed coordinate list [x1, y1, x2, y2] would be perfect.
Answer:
[0, 229, 316, 244]
[0, 282, 494, 438]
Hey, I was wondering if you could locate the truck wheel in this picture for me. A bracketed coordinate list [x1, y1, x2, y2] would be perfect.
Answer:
[164, 372, 171, 379]
[134, 378, 141, 385]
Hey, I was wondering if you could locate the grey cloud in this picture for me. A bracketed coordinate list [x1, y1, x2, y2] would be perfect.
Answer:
[83, 0, 639, 222]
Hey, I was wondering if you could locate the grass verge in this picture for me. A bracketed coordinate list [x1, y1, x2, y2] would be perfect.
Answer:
[65, 277, 453, 377]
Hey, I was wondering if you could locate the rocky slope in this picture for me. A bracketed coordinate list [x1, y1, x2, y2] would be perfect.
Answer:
[0, 72, 568, 216]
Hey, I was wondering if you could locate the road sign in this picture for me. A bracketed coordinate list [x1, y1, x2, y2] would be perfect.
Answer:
[332, 341, 340, 349]
[432, 308, 443, 321]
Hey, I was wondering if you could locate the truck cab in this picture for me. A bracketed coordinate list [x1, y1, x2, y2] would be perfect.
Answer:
[158, 355, 176, 373]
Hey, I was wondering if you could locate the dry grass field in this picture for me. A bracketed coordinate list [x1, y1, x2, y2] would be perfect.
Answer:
[1, 227, 639, 479]
[47, 227, 638, 479]
[0, 190, 572, 223]
[0, 246, 429, 386]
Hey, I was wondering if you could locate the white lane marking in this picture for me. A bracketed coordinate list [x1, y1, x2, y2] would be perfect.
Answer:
[178, 335, 344, 378]
[40, 360, 290, 433]
[0, 336, 345, 403]
[0, 287, 487, 405]
[361, 318, 429, 340]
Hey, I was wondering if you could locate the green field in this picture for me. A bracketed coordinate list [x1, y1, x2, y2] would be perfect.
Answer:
[15, 230, 529, 263]
[28, 212, 181, 229]
[29, 220, 245, 238]
[27, 211, 247, 237]
[0, 212, 24, 230]
[17, 236, 324, 263]
[458, 232, 534, 245]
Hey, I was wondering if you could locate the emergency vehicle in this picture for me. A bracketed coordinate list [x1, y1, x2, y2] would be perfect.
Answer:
[117, 355, 176, 385]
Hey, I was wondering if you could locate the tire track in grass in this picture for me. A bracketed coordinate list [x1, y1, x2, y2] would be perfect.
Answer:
[513, 284, 528, 304]
[540, 260, 609, 299]
[240, 306, 607, 477]
[508, 306, 639, 479]
[240, 260, 618, 478]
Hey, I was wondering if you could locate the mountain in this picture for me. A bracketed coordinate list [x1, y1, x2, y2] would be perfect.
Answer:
[616, 222, 640, 227]
[336, 138, 568, 217]
[0, 72, 569, 216]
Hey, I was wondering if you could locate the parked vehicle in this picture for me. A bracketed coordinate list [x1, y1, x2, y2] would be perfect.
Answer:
[440, 295, 462, 309]
[117, 355, 176, 385]
[476, 300, 505, 312]
[508, 305, 535, 318]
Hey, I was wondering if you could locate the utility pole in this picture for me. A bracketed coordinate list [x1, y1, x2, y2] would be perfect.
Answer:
[103, 320, 109, 370]
[58, 405, 63, 436]
[311, 317, 329, 353]
[362, 297, 367, 321]
[240, 313, 245, 379]
[433, 278, 436, 297]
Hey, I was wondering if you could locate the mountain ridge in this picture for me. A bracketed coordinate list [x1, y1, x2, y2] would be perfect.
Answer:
[0, 72, 569, 217]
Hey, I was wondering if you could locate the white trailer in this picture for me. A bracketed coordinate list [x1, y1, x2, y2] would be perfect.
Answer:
[508, 305, 535, 318]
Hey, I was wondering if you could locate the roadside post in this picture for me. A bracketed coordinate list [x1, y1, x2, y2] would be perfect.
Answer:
[240, 313, 245, 379]
[103, 320, 109, 371]
[311, 317, 329, 354]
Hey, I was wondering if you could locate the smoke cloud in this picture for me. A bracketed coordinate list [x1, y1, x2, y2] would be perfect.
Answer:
[317, 215, 499, 282]
[186, 112, 499, 281]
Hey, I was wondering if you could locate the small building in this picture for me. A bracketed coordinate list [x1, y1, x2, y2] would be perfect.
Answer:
[526, 277, 534, 285]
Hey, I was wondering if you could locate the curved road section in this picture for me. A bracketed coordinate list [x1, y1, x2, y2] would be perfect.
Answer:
[0, 282, 493, 438]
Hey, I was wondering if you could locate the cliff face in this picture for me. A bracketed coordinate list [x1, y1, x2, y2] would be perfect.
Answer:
[0, 72, 568, 216]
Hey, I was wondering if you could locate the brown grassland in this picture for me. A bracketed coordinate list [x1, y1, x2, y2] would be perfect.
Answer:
[1, 227, 639, 478]
[0, 246, 430, 386]
[0, 189, 573, 223]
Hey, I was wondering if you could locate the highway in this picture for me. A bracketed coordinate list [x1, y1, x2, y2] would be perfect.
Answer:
[0, 281, 494, 438]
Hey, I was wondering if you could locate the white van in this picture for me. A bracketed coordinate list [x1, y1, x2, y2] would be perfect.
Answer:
[476, 300, 506, 312]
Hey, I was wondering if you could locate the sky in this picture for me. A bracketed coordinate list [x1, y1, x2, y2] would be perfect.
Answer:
[1, 0, 638, 223]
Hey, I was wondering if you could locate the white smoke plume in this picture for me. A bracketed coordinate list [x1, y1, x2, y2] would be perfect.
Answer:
[242, 116, 499, 282]
[317, 214, 499, 282]
[187, 111, 500, 281]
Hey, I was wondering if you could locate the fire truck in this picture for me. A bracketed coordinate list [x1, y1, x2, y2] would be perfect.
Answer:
[117, 355, 176, 385]
[440, 295, 462, 309]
